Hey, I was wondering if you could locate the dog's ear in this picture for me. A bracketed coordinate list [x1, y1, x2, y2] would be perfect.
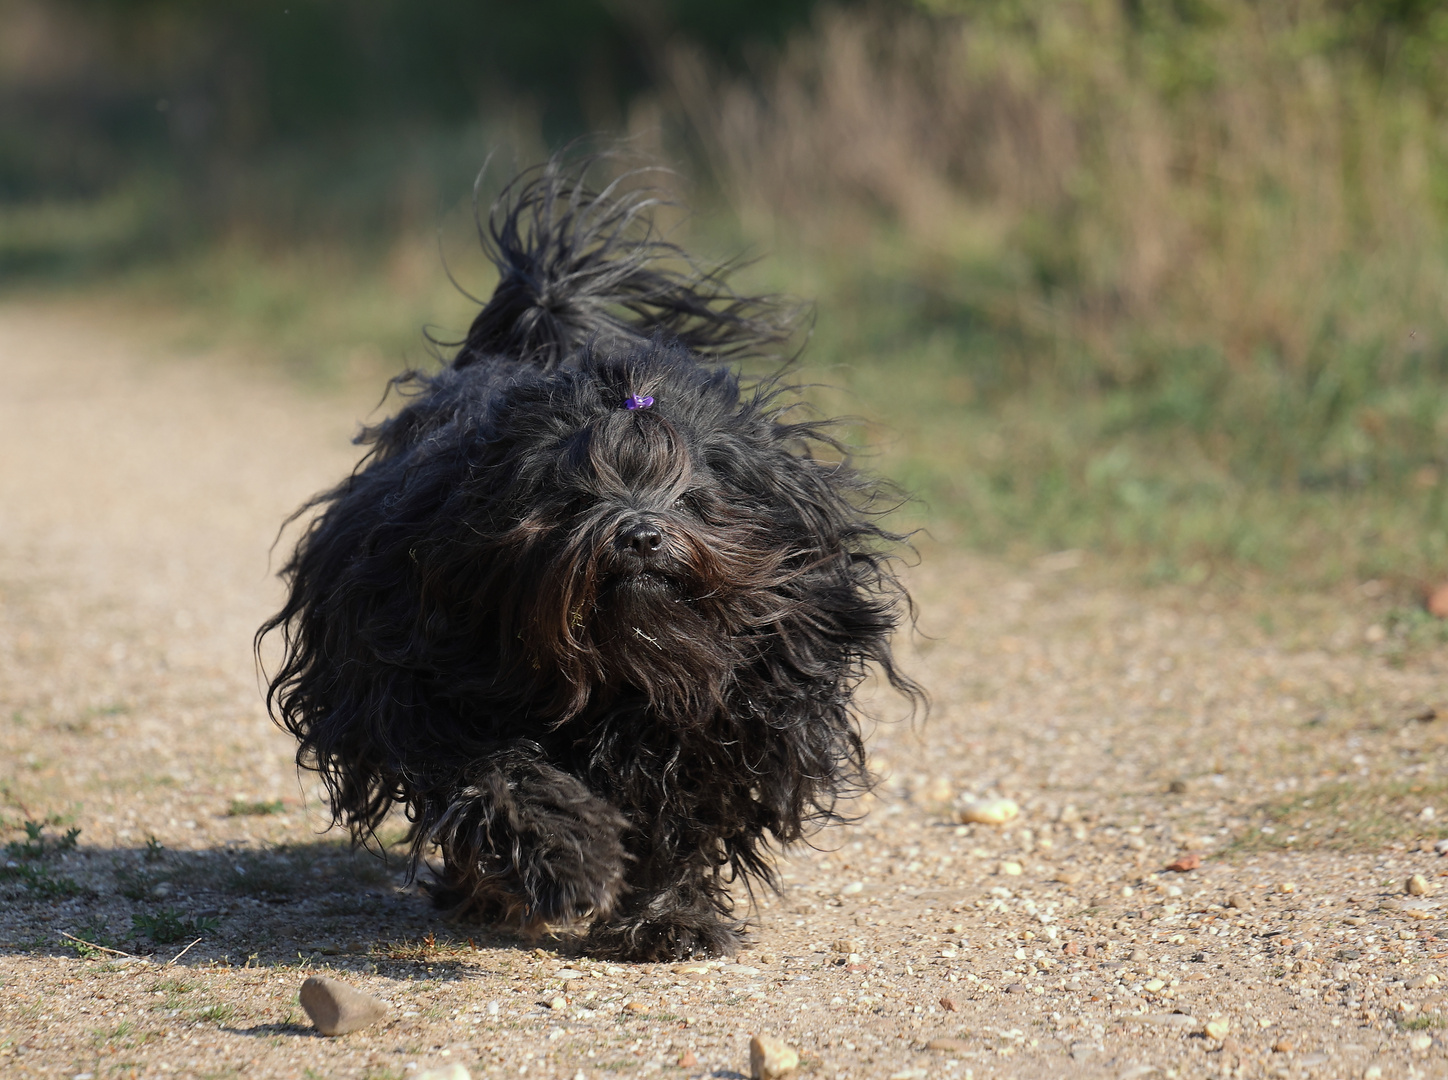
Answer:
[679, 401, 923, 850]
[257, 456, 462, 846]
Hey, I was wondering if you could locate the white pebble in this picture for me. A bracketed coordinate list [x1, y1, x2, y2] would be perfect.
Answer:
[959, 798, 1019, 825]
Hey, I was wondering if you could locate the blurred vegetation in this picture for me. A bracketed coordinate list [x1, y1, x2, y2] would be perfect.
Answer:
[4, 0, 1448, 589]
[683, 0, 1448, 587]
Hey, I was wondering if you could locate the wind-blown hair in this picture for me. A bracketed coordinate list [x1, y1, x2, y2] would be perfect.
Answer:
[258, 153, 920, 960]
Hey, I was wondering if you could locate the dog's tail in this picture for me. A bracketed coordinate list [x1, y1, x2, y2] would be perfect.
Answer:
[451, 153, 801, 370]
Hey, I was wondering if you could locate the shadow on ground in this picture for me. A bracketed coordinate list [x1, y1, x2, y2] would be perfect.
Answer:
[0, 839, 541, 978]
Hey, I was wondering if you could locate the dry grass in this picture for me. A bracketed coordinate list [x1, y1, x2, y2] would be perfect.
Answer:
[671, 1, 1448, 396]
[637, 0, 1448, 584]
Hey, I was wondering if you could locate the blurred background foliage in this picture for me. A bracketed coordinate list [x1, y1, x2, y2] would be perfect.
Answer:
[4, 0, 1448, 588]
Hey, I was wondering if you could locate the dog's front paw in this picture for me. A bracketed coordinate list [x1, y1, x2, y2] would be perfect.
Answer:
[432, 762, 631, 928]
[583, 908, 742, 962]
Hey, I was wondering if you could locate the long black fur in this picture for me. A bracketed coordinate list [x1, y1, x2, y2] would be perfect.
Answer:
[258, 155, 921, 961]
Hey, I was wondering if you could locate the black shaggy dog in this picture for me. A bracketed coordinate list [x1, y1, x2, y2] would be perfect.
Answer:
[259, 157, 920, 961]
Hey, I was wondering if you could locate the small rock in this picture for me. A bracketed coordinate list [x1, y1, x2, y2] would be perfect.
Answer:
[958, 798, 1019, 825]
[1069, 1041, 1097, 1061]
[671, 963, 710, 975]
[1203, 1017, 1231, 1040]
[623, 1001, 648, 1013]
[1226, 894, 1251, 909]
[1277, 882, 1296, 894]
[298, 975, 389, 1036]
[1000, 861, 1023, 876]
[1365, 1067, 1384, 1080]
[1428, 584, 1448, 618]
[1165, 852, 1201, 873]
[1435, 838, 1448, 857]
[1143, 979, 1166, 993]
[939, 996, 958, 1012]
[926, 1038, 970, 1052]
[833, 938, 863, 953]
[548, 996, 567, 1010]
[926, 776, 955, 802]
[1410, 1033, 1433, 1051]
[556, 968, 588, 980]
[1408, 874, 1432, 896]
[1005, 983, 1027, 994]
[1128, 948, 1148, 962]
[1218, 1035, 1242, 1058]
[1056, 870, 1085, 885]
[749, 1034, 799, 1080]
[1062, 941, 1080, 956]
[678, 1050, 699, 1067]
[416, 1067, 471, 1080]
[839, 881, 864, 895]
[1271, 1038, 1294, 1053]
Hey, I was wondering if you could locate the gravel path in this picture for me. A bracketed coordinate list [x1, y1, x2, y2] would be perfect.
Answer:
[1, 299, 1446, 1080]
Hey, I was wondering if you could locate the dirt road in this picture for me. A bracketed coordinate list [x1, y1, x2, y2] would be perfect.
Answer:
[2, 298, 1447, 1079]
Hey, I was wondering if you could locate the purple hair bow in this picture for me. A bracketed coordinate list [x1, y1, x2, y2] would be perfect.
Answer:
[624, 394, 655, 410]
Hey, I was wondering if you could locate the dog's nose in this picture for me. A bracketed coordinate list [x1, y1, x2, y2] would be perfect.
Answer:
[623, 523, 664, 557]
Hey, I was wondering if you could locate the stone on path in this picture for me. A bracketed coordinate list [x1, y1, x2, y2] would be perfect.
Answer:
[1203, 1017, 1230, 1040]
[416, 1067, 471, 1080]
[298, 975, 389, 1036]
[749, 1034, 799, 1079]
[957, 797, 1019, 825]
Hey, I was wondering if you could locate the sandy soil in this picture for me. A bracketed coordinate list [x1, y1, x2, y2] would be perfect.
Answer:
[2, 298, 1447, 1080]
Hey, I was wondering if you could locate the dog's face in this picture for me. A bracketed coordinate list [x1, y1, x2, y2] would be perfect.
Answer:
[433, 344, 826, 723]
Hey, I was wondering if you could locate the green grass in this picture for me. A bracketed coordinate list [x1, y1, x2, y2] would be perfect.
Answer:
[1398, 1014, 1445, 1031]
[1, 820, 84, 899]
[1224, 779, 1448, 855]
[66, 921, 121, 959]
[731, 238, 1448, 590]
[131, 909, 220, 944]
[5, 820, 80, 860]
[195, 1003, 235, 1023]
